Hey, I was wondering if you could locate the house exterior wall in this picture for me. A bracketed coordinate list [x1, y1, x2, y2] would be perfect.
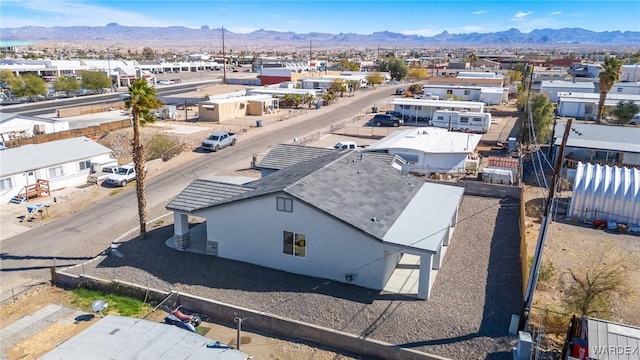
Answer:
[390, 149, 467, 174]
[198, 105, 219, 122]
[0, 153, 112, 203]
[540, 84, 596, 102]
[260, 75, 291, 86]
[247, 100, 264, 116]
[197, 194, 398, 290]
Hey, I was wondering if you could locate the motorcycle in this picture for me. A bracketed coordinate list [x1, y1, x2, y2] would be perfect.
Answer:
[164, 305, 202, 332]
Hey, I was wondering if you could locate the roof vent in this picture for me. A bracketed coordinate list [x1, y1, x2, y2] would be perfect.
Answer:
[371, 217, 379, 222]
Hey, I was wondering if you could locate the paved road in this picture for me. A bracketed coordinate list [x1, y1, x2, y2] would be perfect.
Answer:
[0, 81, 219, 116]
[0, 86, 396, 301]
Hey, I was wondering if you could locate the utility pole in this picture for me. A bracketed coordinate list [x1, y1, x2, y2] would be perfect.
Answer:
[234, 317, 243, 350]
[309, 40, 312, 68]
[222, 26, 226, 85]
[518, 118, 573, 332]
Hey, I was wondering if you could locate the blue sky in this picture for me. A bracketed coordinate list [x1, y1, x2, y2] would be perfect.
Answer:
[1, 0, 639, 35]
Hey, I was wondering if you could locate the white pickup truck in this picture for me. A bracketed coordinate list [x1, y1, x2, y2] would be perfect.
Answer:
[105, 164, 143, 187]
[201, 131, 237, 152]
[87, 165, 119, 185]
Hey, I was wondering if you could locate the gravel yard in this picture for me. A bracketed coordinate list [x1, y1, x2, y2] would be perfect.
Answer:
[63, 195, 522, 360]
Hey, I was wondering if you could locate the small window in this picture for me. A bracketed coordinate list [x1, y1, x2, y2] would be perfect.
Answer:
[78, 160, 91, 171]
[396, 153, 419, 163]
[459, 116, 470, 124]
[446, 89, 453, 95]
[0, 177, 14, 190]
[472, 117, 482, 122]
[277, 197, 293, 212]
[239, 103, 245, 109]
[48, 165, 65, 178]
[283, 230, 306, 258]
[464, 90, 471, 95]
[616, 88, 623, 93]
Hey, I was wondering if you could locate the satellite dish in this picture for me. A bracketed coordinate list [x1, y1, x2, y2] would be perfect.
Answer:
[91, 299, 108, 317]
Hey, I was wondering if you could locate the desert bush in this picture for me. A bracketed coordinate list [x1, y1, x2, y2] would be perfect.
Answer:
[145, 134, 186, 161]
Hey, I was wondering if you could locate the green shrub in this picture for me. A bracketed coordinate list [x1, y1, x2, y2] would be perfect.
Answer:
[145, 134, 185, 161]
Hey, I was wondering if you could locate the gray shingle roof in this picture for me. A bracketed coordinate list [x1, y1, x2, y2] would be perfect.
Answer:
[166, 180, 252, 212]
[256, 143, 337, 170]
[167, 151, 425, 242]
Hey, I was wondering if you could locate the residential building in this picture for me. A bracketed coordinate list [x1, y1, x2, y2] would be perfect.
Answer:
[364, 127, 481, 174]
[557, 92, 640, 120]
[0, 137, 114, 203]
[0, 113, 70, 141]
[388, 98, 486, 123]
[167, 151, 464, 300]
[539, 80, 596, 103]
[198, 95, 277, 122]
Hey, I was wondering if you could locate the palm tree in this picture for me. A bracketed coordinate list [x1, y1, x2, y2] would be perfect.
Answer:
[124, 79, 163, 239]
[467, 53, 479, 71]
[596, 57, 623, 124]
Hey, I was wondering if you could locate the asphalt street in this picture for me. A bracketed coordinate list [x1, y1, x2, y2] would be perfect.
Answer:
[0, 86, 396, 302]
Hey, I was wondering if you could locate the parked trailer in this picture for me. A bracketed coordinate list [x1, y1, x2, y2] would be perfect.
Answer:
[431, 110, 492, 133]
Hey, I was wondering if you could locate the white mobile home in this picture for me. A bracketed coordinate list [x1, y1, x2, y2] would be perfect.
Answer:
[420, 84, 507, 105]
[365, 127, 481, 174]
[539, 80, 596, 102]
[431, 110, 492, 133]
[0, 114, 70, 141]
[0, 137, 114, 203]
[389, 98, 485, 123]
[557, 92, 640, 120]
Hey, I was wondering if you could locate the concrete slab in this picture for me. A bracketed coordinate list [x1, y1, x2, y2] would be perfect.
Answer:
[383, 254, 420, 295]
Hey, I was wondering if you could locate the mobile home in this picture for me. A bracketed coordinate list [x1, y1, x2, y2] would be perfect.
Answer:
[431, 110, 492, 133]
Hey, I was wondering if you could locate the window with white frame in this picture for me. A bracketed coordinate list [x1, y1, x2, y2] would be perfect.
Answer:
[276, 197, 293, 212]
[283, 230, 306, 258]
[459, 116, 470, 124]
[48, 166, 65, 178]
[0, 177, 14, 190]
[78, 160, 91, 171]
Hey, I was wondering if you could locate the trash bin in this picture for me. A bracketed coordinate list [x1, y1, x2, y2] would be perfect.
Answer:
[372, 106, 378, 113]
[256, 120, 262, 128]
[315, 102, 321, 109]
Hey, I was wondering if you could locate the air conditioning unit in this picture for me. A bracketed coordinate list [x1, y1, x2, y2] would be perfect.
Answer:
[513, 331, 532, 360]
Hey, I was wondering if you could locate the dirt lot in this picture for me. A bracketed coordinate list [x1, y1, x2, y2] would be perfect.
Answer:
[0, 284, 358, 360]
[523, 185, 640, 335]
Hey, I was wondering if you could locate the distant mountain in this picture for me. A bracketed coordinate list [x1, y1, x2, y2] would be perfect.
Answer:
[1, 24, 638, 49]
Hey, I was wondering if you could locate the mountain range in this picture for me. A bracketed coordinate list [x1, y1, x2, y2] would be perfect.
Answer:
[1, 24, 639, 50]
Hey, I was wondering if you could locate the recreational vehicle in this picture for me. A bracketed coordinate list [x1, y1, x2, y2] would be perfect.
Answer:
[431, 110, 492, 133]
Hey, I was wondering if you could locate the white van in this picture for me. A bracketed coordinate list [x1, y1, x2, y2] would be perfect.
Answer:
[630, 113, 640, 125]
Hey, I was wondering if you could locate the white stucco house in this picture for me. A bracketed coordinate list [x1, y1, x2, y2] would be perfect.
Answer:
[0, 137, 114, 203]
[364, 127, 482, 175]
[167, 150, 464, 300]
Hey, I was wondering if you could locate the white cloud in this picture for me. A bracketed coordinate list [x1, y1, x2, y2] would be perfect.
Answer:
[512, 11, 533, 21]
[473, 10, 488, 15]
[550, 11, 562, 16]
[1, 0, 195, 28]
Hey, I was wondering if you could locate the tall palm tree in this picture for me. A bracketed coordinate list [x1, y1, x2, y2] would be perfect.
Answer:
[596, 57, 623, 124]
[124, 79, 163, 239]
[467, 53, 479, 71]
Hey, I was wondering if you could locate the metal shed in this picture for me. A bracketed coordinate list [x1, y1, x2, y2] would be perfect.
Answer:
[568, 162, 640, 224]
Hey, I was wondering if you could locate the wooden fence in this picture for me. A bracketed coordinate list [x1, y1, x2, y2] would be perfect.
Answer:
[3, 119, 132, 148]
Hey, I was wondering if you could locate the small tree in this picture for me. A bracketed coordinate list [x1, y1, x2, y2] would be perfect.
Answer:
[525, 94, 554, 145]
[611, 100, 639, 125]
[563, 250, 632, 319]
[408, 67, 427, 80]
[365, 72, 384, 87]
[467, 53, 479, 71]
[338, 59, 360, 71]
[79, 70, 111, 94]
[0, 69, 15, 84]
[10, 73, 47, 101]
[303, 94, 315, 108]
[379, 57, 408, 81]
[141, 47, 156, 60]
[53, 75, 80, 96]
[329, 79, 347, 97]
[407, 83, 422, 94]
[507, 70, 523, 83]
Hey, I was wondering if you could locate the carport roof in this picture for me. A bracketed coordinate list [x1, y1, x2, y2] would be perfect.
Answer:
[39, 315, 247, 360]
